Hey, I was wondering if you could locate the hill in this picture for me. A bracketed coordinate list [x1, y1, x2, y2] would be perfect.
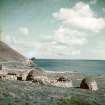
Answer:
[0, 41, 26, 62]
[0, 41, 46, 77]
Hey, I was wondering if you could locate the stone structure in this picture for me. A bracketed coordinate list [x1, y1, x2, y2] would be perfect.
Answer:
[0, 74, 6, 80]
[26, 69, 47, 81]
[57, 76, 68, 82]
[25, 59, 33, 67]
[80, 77, 98, 91]
[49, 76, 73, 88]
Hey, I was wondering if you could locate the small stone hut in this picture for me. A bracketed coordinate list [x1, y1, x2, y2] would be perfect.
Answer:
[80, 77, 98, 91]
[26, 69, 47, 81]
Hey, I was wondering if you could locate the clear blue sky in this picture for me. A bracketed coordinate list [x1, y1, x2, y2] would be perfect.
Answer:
[0, 0, 105, 59]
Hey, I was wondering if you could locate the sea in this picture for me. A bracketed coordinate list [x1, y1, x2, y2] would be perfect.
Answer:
[33, 59, 105, 76]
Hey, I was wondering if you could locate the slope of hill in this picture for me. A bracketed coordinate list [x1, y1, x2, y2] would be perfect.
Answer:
[0, 41, 26, 62]
[0, 41, 46, 77]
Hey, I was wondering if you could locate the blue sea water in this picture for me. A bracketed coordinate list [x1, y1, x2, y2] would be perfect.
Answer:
[34, 59, 105, 75]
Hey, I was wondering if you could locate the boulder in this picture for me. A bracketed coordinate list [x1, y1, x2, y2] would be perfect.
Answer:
[80, 77, 98, 91]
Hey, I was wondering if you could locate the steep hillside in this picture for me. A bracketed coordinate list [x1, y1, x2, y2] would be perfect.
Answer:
[0, 41, 46, 76]
[0, 41, 26, 62]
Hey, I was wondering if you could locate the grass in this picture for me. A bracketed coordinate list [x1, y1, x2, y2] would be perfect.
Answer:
[0, 77, 104, 105]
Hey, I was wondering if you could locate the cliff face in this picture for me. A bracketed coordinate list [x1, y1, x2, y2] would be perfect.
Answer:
[0, 41, 26, 62]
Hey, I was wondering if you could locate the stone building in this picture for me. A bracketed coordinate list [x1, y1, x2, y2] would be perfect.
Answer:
[80, 77, 98, 91]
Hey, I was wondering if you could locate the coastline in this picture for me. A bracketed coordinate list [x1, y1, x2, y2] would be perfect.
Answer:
[45, 70, 79, 74]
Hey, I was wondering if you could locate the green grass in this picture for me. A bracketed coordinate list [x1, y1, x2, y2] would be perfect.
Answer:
[0, 78, 104, 105]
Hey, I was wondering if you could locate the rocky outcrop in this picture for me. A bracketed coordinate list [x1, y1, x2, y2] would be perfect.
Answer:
[30, 57, 36, 61]
[80, 77, 98, 91]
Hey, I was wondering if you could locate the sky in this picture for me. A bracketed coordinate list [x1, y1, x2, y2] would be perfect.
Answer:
[0, 0, 105, 59]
